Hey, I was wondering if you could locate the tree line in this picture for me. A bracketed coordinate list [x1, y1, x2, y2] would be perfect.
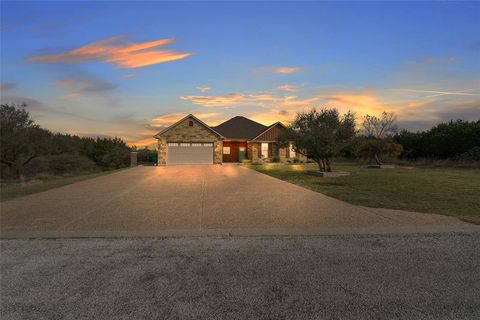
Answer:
[1, 104, 132, 180]
[394, 120, 480, 161]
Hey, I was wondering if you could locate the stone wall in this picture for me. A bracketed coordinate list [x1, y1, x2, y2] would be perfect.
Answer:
[157, 138, 167, 165]
[213, 141, 223, 164]
[156, 116, 222, 165]
[249, 142, 261, 163]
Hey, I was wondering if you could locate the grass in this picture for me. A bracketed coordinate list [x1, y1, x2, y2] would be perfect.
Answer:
[0, 169, 125, 202]
[246, 162, 480, 223]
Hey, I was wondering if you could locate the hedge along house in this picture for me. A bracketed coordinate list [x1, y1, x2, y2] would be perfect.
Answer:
[154, 114, 299, 165]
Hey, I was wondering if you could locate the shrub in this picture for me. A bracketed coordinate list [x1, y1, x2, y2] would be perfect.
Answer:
[454, 146, 480, 162]
[270, 155, 280, 163]
[23, 154, 99, 178]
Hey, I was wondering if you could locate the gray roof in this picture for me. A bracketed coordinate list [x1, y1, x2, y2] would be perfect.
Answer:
[211, 116, 267, 140]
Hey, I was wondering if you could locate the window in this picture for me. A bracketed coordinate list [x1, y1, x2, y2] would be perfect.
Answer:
[203, 143, 213, 147]
[261, 143, 269, 158]
[191, 143, 202, 147]
[289, 143, 296, 158]
[167, 143, 178, 147]
[180, 143, 190, 147]
[223, 147, 230, 154]
[188, 120, 194, 127]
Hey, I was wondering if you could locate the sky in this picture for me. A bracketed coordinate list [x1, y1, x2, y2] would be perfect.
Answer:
[1, 1, 479, 147]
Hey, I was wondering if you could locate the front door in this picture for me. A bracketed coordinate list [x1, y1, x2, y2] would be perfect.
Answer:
[238, 147, 246, 162]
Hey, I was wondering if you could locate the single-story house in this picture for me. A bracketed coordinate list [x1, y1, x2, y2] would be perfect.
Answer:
[153, 114, 300, 165]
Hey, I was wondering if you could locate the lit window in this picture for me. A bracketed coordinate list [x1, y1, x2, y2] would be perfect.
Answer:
[203, 143, 213, 147]
[191, 143, 202, 147]
[188, 120, 194, 127]
[261, 143, 269, 158]
[168, 143, 178, 147]
[223, 147, 230, 154]
[180, 143, 190, 147]
[289, 143, 296, 158]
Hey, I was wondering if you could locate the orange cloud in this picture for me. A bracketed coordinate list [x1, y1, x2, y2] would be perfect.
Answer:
[128, 136, 157, 147]
[323, 93, 389, 116]
[180, 90, 317, 109]
[121, 73, 138, 79]
[30, 35, 192, 69]
[151, 112, 222, 126]
[274, 66, 299, 74]
[180, 93, 247, 107]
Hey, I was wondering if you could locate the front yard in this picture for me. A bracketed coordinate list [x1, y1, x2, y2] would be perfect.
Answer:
[246, 162, 480, 223]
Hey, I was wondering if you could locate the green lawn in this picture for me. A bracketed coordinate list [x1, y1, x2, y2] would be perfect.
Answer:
[246, 162, 480, 223]
[0, 169, 125, 202]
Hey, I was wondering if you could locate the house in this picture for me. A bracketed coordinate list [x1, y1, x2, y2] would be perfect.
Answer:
[153, 114, 299, 165]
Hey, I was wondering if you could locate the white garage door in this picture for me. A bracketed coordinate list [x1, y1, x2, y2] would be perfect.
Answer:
[167, 142, 214, 165]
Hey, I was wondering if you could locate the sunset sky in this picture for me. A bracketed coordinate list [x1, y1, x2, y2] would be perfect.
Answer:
[1, 1, 479, 147]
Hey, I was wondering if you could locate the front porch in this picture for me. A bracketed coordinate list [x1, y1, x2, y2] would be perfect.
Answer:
[222, 140, 301, 163]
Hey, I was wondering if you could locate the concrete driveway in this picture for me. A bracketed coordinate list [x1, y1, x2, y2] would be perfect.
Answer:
[0, 165, 476, 237]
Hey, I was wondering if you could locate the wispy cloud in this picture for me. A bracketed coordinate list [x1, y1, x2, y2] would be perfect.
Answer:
[408, 55, 462, 66]
[0, 94, 93, 121]
[276, 84, 297, 92]
[397, 88, 479, 98]
[0, 82, 17, 92]
[180, 93, 248, 107]
[196, 86, 211, 93]
[151, 112, 221, 125]
[29, 35, 192, 69]
[56, 76, 116, 98]
[274, 66, 300, 74]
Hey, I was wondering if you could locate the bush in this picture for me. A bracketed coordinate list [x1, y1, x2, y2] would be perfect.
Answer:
[270, 155, 280, 163]
[23, 154, 99, 178]
[454, 146, 480, 162]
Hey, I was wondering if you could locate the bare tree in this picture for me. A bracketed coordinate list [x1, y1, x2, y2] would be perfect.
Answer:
[359, 111, 402, 165]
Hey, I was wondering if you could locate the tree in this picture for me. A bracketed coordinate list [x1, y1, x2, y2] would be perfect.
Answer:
[90, 137, 131, 169]
[0, 104, 52, 180]
[358, 111, 402, 165]
[278, 108, 356, 172]
[394, 120, 480, 160]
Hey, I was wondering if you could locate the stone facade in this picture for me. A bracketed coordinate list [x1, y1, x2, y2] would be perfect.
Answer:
[157, 138, 168, 165]
[248, 142, 302, 163]
[156, 116, 223, 165]
[213, 140, 223, 164]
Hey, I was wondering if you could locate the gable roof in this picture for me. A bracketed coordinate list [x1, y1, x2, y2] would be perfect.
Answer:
[153, 114, 224, 139]
[250, 121, 287, 141]
[211, 116, 267, 140]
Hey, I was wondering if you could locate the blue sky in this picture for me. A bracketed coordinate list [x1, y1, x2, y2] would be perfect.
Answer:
[1, 1, 479, 146]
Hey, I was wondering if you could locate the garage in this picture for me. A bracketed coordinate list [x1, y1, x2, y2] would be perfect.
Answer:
[167, 142, 213, 165]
